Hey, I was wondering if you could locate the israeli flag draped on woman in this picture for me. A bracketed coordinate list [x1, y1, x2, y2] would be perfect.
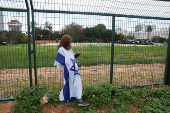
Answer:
[54, 46, 82, 101]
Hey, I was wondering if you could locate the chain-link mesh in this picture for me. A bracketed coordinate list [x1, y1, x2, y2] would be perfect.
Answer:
[34, 13, 112, 93]
[0, 10, 30, 99]
[0, 0, 170, 99]
[113, 17, 169, 86]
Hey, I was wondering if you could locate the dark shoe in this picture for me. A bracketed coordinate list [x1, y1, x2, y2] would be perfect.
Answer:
[65, 100, 74, 106]
[78, 101, 89, 107]
[65, 101, 74, 106]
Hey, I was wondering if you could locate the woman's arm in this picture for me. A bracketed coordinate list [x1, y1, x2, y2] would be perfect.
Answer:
[74, 53, 80, 58]
[74, 48, 81, 58]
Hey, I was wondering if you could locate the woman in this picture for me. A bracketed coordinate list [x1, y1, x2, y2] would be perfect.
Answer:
[54, 35, 89, 106]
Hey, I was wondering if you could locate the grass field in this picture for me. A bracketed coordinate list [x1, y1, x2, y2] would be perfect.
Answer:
[0, 44, 167, 98]
[0, 44, 167, 70]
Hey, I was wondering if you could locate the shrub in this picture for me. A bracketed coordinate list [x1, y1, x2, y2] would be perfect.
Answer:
[82, 83, 112, 108]
[0, 31, 32, 44]
[21, 35, 33, 44]
[165, 38, 168, 43]
[11, 84, 47, 113]
[14, 32, 24, 44]
[152, 36, 166, 43]
[0, 31, 7, 44]
[47, 92, 60, 107]
[126, 35, 135, 39]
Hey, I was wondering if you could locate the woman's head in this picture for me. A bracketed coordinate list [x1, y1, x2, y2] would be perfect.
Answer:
[58, 35, 72, 50]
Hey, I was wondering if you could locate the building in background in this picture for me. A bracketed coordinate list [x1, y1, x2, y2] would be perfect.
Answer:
[160, 28, 169, 39]
[130, 24, 156, 40]
[116, 28, 129, 36]
[135, 23, 145, 32]
[115, 23, 169, 40]
[0, 10, 4, 31]
[7, 20, 22, 32]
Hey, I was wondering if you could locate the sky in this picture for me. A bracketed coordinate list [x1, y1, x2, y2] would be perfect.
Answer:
[1, 0, 170, 32]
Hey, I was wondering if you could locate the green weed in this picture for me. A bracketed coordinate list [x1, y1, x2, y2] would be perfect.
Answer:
[47, 92, 60, 107]
[11, 84, 47, 113]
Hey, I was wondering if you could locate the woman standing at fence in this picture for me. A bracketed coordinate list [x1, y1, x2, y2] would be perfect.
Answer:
[54, 35, 89, 106]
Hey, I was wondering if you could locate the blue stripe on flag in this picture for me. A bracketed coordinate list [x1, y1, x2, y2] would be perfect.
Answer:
[63, 66, 70, 101]
[56, 52, 65, 65]
[56, 52, 70, 101]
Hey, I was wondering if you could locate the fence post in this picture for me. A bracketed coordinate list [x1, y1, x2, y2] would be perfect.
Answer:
[164, 27, 170, 85]
[25, 0, 32, 87]
[30, 0, 37, 85]
[110, 15, 115, 84]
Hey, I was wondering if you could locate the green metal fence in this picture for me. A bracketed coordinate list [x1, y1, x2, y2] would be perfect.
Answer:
[0, 0, 32, 100]
[0, 0, 170, 101]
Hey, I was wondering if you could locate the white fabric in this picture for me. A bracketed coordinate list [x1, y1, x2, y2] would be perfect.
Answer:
[54, 47, 82, 101]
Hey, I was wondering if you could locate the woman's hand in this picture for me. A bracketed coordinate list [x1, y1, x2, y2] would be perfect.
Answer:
[78, 48, 81, 55]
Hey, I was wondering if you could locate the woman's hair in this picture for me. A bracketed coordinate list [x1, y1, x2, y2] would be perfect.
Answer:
[58, 35, 72, 50]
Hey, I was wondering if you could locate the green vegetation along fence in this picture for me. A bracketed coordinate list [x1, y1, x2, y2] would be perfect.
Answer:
[0, 0, 170, 101]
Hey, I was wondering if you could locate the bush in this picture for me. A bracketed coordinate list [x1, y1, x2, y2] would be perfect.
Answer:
[0, 31, 33, 44]
[165, 38, 169, 43]
[152, 36, 166, 43]
[126, 35, 135, 39]
[14, 32, 24, 44]
[47, 92, 60, 107]
[159, 37, 165, 43]
[11, 84, 47, 113]
[0, 31, 7, 44]
[21, 35, 33, 44]
[82, 83, 113, 108]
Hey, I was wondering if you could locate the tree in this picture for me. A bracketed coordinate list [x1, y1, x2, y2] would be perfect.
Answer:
[44, 21, 52, 31]
[30, 21, 38, 31]
[30, 26, 43, 40]
[116, 33, 125, 40]
[30, 21, 54, 40]
[152, 36, 165, 43]
[126, 35, 135, 39]
[30, 21, 43, 40]
[82, 24, 107, 42]
[51, 31, 61, 40]
[102, 29, 112, 42]
[93, 24, 107, 39]
[83, 27, 95, 42]
[60, 22, 83, 42]
[0, 31, 25, 44]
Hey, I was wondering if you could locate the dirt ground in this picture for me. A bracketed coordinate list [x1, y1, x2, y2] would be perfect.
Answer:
[0, 63, 166, 113]
[0, 100, 140, 113]
[0, 63, 165, 98]
[0, 100, 77, 113]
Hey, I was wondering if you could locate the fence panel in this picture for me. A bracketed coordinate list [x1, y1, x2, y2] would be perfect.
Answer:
[33, 12, 112, 93]
[1, 0, 170, 100]
[0, 0, 31, 100]
[113, 17, 169, 86]
[33, 14, 170, 92]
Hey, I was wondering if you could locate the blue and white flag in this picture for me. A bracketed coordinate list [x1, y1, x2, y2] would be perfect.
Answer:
[54, 46, 82, 101]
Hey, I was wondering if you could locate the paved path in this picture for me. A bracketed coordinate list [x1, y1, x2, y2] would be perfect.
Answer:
[37, 43, 165, 46]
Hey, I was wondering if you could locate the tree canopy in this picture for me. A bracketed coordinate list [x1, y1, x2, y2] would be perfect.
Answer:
[29, 21, 133, 43]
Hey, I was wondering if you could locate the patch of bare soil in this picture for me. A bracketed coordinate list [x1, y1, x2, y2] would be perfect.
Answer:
[0, 101, 16, 113]
[0, 101, 140, 113]
[0, 63, 165, 98]
[43, 103, 77, 113]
